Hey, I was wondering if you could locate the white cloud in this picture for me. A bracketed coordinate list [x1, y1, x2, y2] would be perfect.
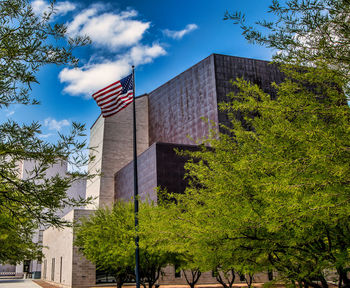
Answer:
[67, 7, 150, 50]
[59, 44, 166, 97]
[6, 110, 15, 117]
[39, 133, 54, 139]
[59, 5, 167, 98]
[31, 0, 76, 17]
[44, 118, 70, 131]
[163, 24, 198, 40]
[130, 44, 167, 65]
[55, 1, 76, 15]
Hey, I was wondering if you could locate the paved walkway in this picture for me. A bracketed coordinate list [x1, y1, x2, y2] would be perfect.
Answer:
[33, 280, 60, 288]
[0, 279, 41, 287]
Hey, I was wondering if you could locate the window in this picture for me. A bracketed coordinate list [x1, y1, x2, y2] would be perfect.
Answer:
[43, 260, 47, 279]
[174, 264, 181, 278]
[268, 270, 273, 281]
[38, 230, 44, 245]
[23, 260, 30, 273]
[60, 257, 63, 283]
[96, 268, 131, 284]
[51, 258, 55, 281]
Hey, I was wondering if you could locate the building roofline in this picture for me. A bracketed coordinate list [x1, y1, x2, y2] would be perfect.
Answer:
[90, 114, 102, 130]
[148, 54, 272, 95]
[90, 54, 273, 130]
[211, 53, 272, 64]
[148, 54, 214, 94]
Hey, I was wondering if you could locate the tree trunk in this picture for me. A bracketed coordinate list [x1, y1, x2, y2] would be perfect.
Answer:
[114, 271, 128, 288]
[116, 280, 123, 288]
[245, 273, 254, 288]
[215, 271, 228, 288]
[237, 272, 253, 288]
[303, 279, 322, 288]
[319, 275, 328, 288]
[338, 267, 350, 288]
[183, 269, 201, 288]
[216, 269, 235, 288]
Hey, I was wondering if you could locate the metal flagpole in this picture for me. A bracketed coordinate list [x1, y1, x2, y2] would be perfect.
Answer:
[132, 66, 140, 288]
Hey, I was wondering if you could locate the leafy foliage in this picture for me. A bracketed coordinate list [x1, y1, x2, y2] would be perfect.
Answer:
[166, 64, 350, 288]
[75, 201, 173, 288]
[224, 0, 350, 82]
[75, 202, 135, 288]
[0, 209, 41, 264]
[140, 198, 204, 288]
[0, 0, 92, 263]
[0, 0, 89, 106]
[178, 1, 348, 286]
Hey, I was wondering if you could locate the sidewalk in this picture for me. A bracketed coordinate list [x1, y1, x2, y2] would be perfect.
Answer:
[0, 278, 41, 287]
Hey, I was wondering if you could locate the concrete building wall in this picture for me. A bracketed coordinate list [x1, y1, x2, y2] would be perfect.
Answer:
[86, 115, 104, 209]
[0, 264, 15, 273]
[114, 143, 199, 202]
[42, 210, 74, 287]
[42, 209, 95, 288]
[156, 143, 199, 196]
[71, 210, 96, 288]
[148, 54, 218, 145]
[13, 160, 71, 276]
[21, 159, 67, 180]
[88, 96, 149, 208]
[59, 178, 87, 217]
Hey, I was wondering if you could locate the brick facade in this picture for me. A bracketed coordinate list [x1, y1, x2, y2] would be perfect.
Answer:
[148, 55, 218, 145]
[213, 54, 284, 130]
[115, 142, 200, 202]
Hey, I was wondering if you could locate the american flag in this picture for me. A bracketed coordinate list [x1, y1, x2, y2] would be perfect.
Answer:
[92, 74, 134, 118]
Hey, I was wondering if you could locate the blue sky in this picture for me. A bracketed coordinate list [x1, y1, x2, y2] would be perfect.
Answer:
[2, 0, 276, 141]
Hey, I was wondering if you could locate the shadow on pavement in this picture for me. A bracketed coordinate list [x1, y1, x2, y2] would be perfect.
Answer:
[0, 279, 25, 283]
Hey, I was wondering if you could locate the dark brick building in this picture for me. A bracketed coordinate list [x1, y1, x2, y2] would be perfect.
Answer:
[115, 54, 284, 202]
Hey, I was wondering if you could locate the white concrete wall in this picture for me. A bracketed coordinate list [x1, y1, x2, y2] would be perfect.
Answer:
[85, 115, 104, 209]
[59, 178, 87, 217]
[42, 209, 96, 288]
[14, 160, 68, 275]
[0, 264, 15, 273]
[15, 160, 86, 276]
[21, 159, 67, 180]
[42, 210, 74, 287]
[86, 96, 150, 208]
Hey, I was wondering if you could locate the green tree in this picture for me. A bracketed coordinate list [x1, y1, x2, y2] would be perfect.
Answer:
[0, 210, 40, 264]
[146, 184, 267, 288]
[223, 1, 350, 285]
[0, 0, 92, 263]
[75, 201, 172, 288]
[171, 64, 349, 288]
[225, 0, 350, 82]
[141, 2, 349, 288]
[153, 166, 267, 288]
[75, 202, 135, 288]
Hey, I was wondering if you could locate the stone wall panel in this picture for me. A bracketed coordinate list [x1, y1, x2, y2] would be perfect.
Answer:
[148, 55, 218, 145]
